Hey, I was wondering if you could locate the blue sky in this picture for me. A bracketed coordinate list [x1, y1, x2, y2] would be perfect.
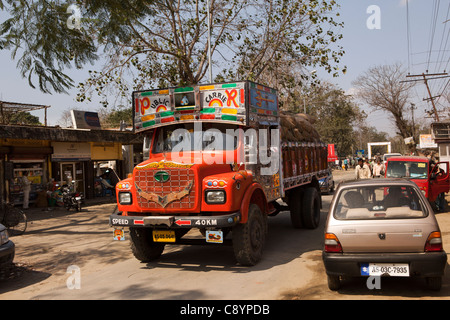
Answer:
[0, 0, 448, 136]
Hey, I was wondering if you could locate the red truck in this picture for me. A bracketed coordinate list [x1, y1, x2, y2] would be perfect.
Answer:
[109, 81, 329, 265]
[385, 156, 449, 204]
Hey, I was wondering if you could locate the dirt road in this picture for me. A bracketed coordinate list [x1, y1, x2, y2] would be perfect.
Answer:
[1, 170, 449, 300]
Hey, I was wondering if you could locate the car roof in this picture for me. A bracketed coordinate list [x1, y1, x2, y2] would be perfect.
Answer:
[338, 178, 418, 189]
[386, 156, 429, 162]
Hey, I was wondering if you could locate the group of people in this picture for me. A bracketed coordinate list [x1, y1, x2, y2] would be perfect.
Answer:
[355, 157, 385, 180]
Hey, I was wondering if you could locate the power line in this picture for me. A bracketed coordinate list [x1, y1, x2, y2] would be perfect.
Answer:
[406, 0, 412, 72]
[426, 0, 440, 71]
[403, 72, 449, 121]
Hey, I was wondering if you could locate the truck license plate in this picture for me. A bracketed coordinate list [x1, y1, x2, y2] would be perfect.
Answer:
[361, 263, 409, 277]
[153, 230, 176, 243]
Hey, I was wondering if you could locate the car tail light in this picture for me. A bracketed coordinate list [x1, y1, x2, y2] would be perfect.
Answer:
[324, 233, 343, 253]
[425, 231, 443, 252]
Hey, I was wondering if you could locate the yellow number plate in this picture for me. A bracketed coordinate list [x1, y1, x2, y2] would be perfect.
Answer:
[153, 230, 176, 243]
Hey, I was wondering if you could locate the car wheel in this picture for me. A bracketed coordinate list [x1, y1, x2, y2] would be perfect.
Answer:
[426, 276, 442, 291]
[329, 181, 335, 194]
[327, 274, 341, 291]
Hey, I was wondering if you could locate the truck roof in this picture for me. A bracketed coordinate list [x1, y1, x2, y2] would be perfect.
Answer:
[132, 81, 279, 133]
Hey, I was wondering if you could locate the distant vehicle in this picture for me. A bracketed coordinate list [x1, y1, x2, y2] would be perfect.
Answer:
[0, 223, 15, 269]
[385, 156, 449, 203]
[319, 171, 335, 194]
[327, 144, 338, 164]
[322, 179, 447, 291]
[382, 153, 402, 164]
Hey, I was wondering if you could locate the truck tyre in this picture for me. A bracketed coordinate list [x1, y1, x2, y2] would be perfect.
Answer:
[302, 187, 321, 229]
[129, 228, 165, 262]
[232, 204, 267, 266]
[289, 188, 303, 229]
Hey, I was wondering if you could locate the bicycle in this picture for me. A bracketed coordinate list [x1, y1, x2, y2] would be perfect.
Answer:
[0, 202, 27, 236]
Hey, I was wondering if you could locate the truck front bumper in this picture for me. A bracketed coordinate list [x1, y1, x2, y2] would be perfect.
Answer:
[109, 211, 241, 229]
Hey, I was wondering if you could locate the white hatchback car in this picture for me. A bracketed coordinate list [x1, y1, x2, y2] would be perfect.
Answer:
[322, 178, 447, 291]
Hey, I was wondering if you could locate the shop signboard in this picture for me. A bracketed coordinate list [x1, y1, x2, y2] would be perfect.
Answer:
[51, 142, 91, 161]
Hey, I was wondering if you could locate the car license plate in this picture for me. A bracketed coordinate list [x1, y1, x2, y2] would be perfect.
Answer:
[153, 230, 176, 243]
[361, 263, 409, 277]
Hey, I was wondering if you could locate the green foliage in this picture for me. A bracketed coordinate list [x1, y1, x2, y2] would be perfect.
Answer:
[0, 0, 154, 93]
[103, 107, 133, 128]
[1, 111, 42, 125]
[298, 82, 362, 156]
[1, 0, 346, 109]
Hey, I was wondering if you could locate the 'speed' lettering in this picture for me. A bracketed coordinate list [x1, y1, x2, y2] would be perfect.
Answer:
[195, 219, 217, 226]
[112, 219, 129, 225]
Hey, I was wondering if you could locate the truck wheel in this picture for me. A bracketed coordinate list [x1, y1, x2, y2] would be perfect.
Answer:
[232, 204, 267, 266]
[289, 188, 303, 229]
[302, 187, 321, 229]
[129, 228, 165, 262]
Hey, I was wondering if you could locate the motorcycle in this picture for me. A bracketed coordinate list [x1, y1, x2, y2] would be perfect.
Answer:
[60, 183, 84, 212]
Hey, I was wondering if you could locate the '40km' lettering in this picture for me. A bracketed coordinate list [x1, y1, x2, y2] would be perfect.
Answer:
[194, 219, 217, 226]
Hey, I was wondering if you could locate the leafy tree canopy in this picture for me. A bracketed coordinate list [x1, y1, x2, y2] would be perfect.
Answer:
[1, 0, 346, 108]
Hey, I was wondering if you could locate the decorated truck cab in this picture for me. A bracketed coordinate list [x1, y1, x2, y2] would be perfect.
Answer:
[110, 81, 329, 266]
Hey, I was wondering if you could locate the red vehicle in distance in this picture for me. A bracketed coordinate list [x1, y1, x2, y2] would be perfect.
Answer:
[385, 156, 449, 204]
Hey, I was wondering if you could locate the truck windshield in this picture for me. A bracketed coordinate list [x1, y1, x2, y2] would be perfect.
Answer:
[386, 161, 428, 179]
[153, 123, 239, 153]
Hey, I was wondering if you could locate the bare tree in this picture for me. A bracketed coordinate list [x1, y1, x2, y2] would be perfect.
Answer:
[352, 63, 416, 153]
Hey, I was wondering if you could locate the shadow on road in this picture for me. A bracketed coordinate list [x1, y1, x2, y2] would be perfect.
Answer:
[141, 208, 327, 274]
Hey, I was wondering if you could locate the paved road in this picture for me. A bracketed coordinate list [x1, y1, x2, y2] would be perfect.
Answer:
[1, 169, 449, 300]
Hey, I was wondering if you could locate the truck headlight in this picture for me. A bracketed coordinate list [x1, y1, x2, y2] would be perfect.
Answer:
[119, 192, 132, 205]
[0, 230, 9, 246]
[205, 190, 226, 204]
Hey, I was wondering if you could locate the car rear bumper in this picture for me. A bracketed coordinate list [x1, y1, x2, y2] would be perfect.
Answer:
[322, 251, 447, 278]
[0, 240, 15, 267]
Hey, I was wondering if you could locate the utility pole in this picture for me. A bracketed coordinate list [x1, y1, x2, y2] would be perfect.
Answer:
[403, 72, 449, 122]
[410, 103, 416, 139]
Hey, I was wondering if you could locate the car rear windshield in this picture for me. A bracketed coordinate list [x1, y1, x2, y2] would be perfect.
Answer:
[386, 161, 428, 179]
[334, 185, 427, 220]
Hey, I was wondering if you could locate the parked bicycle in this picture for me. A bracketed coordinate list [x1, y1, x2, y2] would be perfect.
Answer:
[0, 202, 27, 236]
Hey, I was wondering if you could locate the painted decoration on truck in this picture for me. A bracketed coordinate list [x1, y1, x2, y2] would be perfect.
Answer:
[133, 81, 278, 132]
[134, 90, 172, 132]
[249, 84, 278, 113]
[199, 83, 246, 123]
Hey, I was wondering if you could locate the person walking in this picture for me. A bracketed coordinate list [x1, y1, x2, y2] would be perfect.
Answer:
[355, 158, 371, 180]
[355, 158, 372, 201]
[21, 172, 32, 209]
[372, 157, 385, 178]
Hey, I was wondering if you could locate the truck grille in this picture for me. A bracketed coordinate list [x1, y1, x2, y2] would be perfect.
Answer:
[134, 167, 196, 209]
